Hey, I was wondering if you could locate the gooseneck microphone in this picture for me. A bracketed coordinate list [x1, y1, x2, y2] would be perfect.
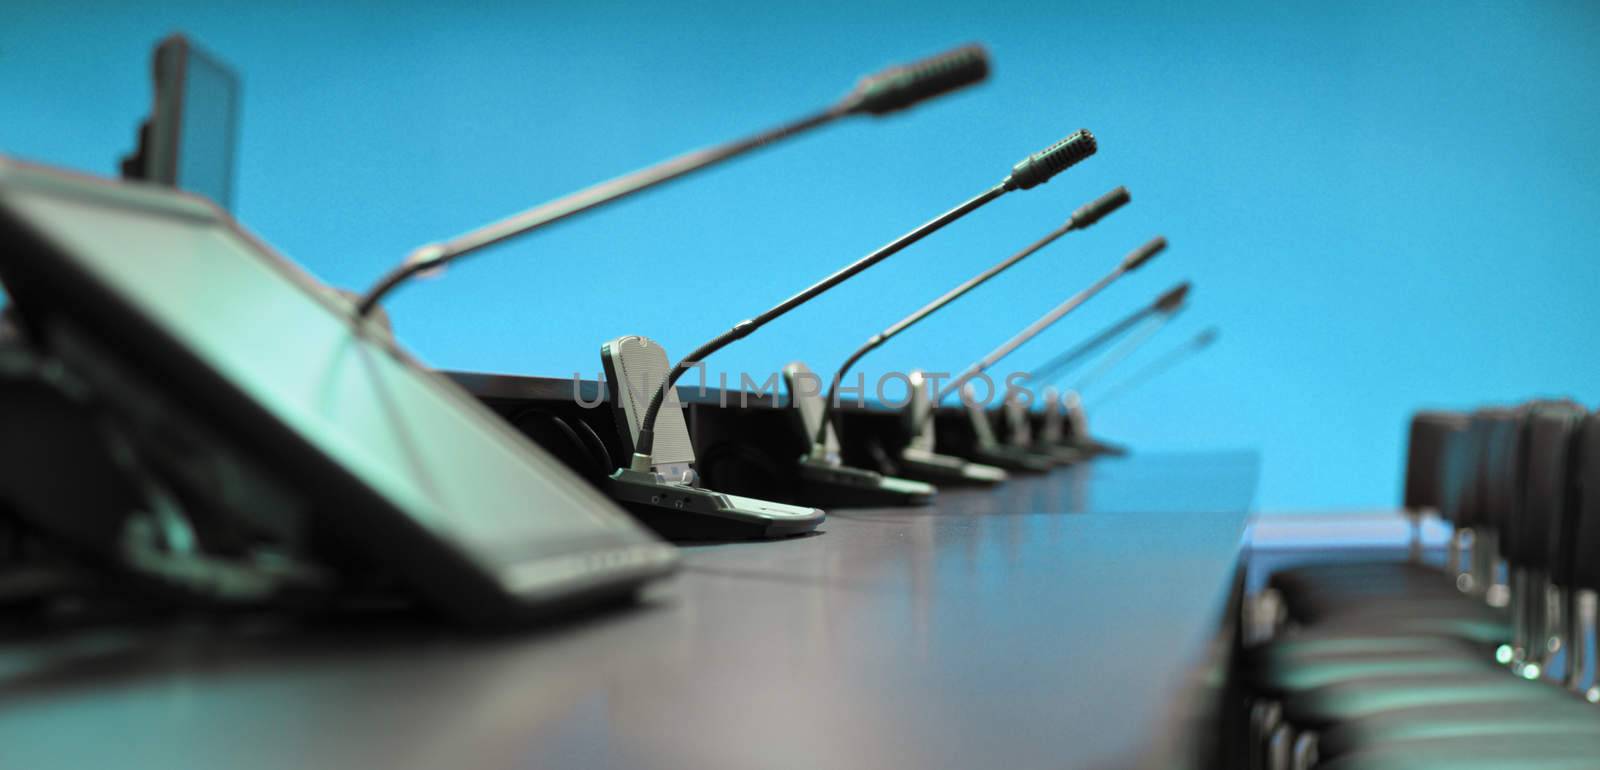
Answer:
[1027, 281, 1189, 386]
[1069, 296, 1187, 394]
[811, 185, 1131, 449]
[1090, 327, 1219, 408]
[934, 236, 1169, 404]
[353, 44, 991, 317]
[628, 130, 1100, 471]
[1041, 283, 1188, 460]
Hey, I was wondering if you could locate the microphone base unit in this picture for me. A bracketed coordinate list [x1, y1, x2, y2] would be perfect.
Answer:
[1041, 437, 1125, 459]
[896, 447, 1007, 487]
[1082, 438, 1129, 457]
[1030, 442, 1089, 465]
[961, 445, 1057, 474]
[795, 456, 936, 508]
[606, 468, 825, 541]
[945, 401, 1055, 474]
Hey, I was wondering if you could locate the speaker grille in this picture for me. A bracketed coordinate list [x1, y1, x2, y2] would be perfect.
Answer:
[905, 370, 936, 451]
[606, 336, 696, 466]
[1004, 397, 1032, 446]
[964, 385, 998, 447]
[785, 362, 839, 455]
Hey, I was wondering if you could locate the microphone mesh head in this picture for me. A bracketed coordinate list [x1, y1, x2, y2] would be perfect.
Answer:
[1071, 186, 1131, 228]
[1121, 236, 1167, 271]
[847, 44, 991, 116]
[784, 362, 840, 455]
[1006, 129, 1096, 190]
[1154, 281, 1191, 312]
[604, 336, 696, 466]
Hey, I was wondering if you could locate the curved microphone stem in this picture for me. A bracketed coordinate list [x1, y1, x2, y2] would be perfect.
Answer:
[628, 128, 1099, 470]
[930, 235, 1167, 408]
[355, 106, 845, 317]
[1070, 305, 1185, 393]
[1088, 328, 1218, 409]
[812, 221, 1078, 448]
[1028, 280, 1190, 386]
[631, 183, 1008, 467]
[1026, 306, 1156, 386]
[353, 44, 995, 317]
[812, 185, 1130, 447]
[935, 266, 1125, 406]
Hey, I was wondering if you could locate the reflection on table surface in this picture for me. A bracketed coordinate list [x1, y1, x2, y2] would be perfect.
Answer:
[0, 451, 1258, 770]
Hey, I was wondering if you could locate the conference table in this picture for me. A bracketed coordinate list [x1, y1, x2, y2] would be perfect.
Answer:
[0, 448, 1257, 769]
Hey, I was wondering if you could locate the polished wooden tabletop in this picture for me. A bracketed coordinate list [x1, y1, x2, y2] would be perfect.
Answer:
[0, 451, 1257, 770]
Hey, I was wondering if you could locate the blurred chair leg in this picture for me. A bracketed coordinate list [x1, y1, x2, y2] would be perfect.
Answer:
[1290, 732, 1318, 770]
[1266, 722, 1293, 770]
[1451, 528, 1472, 590]
[1569, 590, 1595, 692]
[1250, 700, 1282, 770]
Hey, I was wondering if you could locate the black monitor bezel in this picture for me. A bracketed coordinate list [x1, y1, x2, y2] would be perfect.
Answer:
[0, 159, 677, 624]
[121, 34, 241, 211]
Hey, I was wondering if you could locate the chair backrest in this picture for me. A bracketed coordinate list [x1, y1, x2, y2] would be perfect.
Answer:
[1504, 404, 1586, 576]
[1565, 413, 1600, 592]
[1436, 416, 1479, 526]
[1403, 410, 1471, 513]
[601, 335, 696, 472]
[1442, 409, 1505, 530]
[1475, 408, 1524, 534]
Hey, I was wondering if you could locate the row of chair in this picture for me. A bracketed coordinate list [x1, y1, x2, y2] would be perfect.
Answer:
[1245, 403, 1600, 769]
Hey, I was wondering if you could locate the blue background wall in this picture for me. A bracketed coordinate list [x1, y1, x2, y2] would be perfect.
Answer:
[5, 1, 1599, 511]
